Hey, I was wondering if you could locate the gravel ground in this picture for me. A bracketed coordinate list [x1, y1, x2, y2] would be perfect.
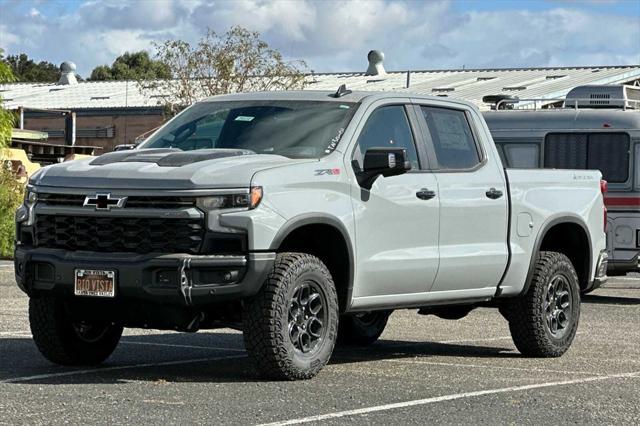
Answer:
[1, 261, 638, 425]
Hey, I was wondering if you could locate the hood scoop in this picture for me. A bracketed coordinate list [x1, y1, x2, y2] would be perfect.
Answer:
[90, 148, 255, 167]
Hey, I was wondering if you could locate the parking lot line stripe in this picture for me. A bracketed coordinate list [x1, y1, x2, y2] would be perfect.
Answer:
[121, 341, 246, 352]
[379, 359, 604, 376]
[259, 371, 640, 426]
[0, 354, 247, 384]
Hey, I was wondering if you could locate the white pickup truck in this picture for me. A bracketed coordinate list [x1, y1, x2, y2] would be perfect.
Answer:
[16, 89, 607, 380]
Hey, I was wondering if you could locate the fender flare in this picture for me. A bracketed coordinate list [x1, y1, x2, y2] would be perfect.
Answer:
[269, 213, 355, 312]
[518, 215, 592, 296]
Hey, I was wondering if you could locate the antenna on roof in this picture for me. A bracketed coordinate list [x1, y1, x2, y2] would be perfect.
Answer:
[332, 84, 352, 98]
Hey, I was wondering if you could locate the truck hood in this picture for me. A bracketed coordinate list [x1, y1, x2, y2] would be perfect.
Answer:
[30, 149, 313, 190]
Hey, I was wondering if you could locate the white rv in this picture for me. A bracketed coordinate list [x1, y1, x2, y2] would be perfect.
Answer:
[484, 85, 640, 276]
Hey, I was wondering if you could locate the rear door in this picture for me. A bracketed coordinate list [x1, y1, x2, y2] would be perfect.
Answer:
[350, 100, 440, 300]
[414, 103, 509, 292]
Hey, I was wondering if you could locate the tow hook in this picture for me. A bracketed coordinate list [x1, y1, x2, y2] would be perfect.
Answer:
[179, 258, 193, 306]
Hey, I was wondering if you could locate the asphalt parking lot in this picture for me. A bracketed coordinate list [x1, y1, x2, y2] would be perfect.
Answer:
[1, 261, 638, 425]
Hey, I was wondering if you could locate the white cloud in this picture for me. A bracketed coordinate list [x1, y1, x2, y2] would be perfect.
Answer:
[0, 0, 637, 77]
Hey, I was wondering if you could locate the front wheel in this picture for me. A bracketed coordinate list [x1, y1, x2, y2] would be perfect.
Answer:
[338, 311, 391, 346]
[29, 297, 123, 366]
[503, 251, 580, 357]
[242, 253, 339, 380]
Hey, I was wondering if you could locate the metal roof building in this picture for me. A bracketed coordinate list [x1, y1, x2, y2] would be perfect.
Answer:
[2, 56, 640, 111]
[2, 53, 640, 153]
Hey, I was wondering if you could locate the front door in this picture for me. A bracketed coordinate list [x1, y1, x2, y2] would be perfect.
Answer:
[350, 103, 440, 301]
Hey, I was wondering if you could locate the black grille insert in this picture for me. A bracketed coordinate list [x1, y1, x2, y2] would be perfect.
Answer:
[34, 215, 204, 254]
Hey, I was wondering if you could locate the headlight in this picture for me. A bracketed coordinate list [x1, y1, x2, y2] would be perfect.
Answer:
[17, 187, 37, 225]
[196, 187, 263, 211]
[15, 205, 29, 223]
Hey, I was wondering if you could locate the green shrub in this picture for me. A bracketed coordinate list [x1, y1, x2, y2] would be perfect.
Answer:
[0, 165, 23, 258]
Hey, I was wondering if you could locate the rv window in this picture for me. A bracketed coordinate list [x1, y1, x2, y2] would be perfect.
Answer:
[587, 134, 629, 183]
[544, 133, 630, 183]
[420, 107, 481, 169]
[503, 144, 539, 168]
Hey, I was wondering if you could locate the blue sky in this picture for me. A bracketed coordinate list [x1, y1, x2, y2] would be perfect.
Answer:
[1, 0, 639, 77]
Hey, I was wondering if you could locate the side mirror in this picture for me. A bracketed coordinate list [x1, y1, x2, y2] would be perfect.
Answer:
[357, 148, 412, 189]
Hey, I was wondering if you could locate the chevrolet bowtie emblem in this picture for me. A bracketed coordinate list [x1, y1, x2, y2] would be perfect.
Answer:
[83, 193, 127, 210]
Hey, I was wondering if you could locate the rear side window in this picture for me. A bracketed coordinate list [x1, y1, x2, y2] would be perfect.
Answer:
[355, 105, 420, 170]
[544, 133, 630, 183]
[421, 107, 481, 169]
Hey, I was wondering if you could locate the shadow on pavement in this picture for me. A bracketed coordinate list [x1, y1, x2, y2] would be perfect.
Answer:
[0, 332, 518, 385]
[332, 339, 516, 365]
[582, 294, 640, 306]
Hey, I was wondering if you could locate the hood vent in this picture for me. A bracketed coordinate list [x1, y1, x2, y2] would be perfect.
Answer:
[90, 148, 254, 167]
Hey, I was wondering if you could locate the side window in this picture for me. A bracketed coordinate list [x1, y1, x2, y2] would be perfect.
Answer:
[503, 143, 540, 168]
[421, 107, 481, 169]
[354, 105, 420, 170]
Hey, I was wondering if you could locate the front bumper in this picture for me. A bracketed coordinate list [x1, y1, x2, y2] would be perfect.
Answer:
[14, 246, 275, 306]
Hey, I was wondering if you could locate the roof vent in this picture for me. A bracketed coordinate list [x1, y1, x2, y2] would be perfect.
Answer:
[564, 85, 639, 109]
[365, 50, 386, 76]
[57, 61, 78, 85]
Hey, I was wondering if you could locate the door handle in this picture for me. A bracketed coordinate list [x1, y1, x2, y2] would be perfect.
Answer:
[486, 188, 503, 199]
[416, 188, 436, 200]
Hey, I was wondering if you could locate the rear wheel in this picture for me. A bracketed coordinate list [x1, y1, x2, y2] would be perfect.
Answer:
[503, 251, 580, 357]
[338, 311, 391, 346]
[242, 253, 339, 380]
[29, 297, 123, 366]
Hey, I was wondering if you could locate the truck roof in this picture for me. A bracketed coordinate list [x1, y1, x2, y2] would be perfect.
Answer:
[203, 90, 479, 110]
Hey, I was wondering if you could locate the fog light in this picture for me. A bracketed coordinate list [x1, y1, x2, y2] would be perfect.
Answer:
[223, 270, 239, 283]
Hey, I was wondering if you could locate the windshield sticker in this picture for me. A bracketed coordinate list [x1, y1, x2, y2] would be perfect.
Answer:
[234, 116, 255, 122]
[325, 127, 345, 154]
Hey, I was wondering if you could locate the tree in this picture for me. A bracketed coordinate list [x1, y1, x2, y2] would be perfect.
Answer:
[0, 50, 22, 258]
[89, 51, 171, 81]
[6, 53, 60, 83]
[148, 26, 308, 107]
[0, 51, 15, 147]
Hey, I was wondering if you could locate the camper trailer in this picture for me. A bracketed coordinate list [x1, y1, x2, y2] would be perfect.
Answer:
[484, 85, 640, 275]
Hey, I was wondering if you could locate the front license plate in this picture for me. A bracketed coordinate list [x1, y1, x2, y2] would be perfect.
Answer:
[75, 269, 116, 298]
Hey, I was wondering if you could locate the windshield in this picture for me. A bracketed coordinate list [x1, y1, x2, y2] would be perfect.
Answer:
[141, 100, 359, 159]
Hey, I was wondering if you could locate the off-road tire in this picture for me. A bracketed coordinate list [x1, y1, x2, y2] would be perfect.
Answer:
[337, 311, 391, 346]
[242, 253, 339, 380]
[29, 297, 123, 366]
[503, 251, 580, 357]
